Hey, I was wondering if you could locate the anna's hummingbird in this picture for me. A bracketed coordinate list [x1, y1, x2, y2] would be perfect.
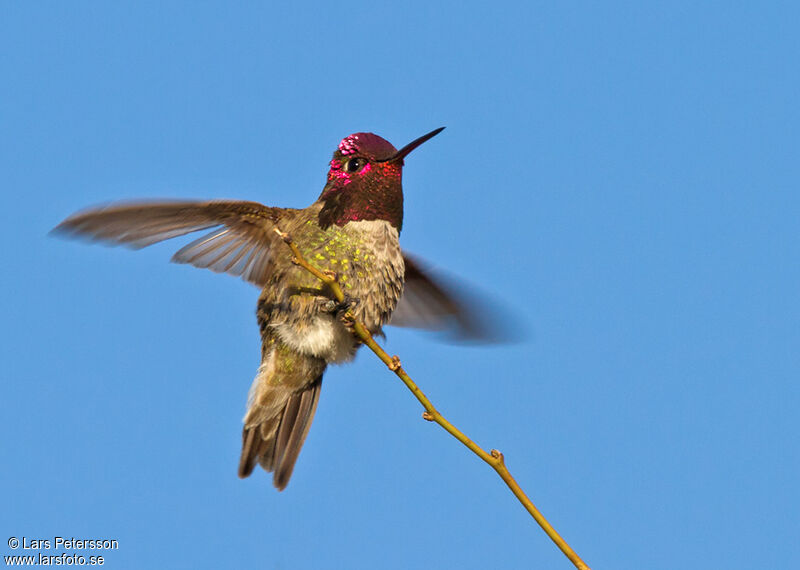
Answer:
[54, 127, 484, 490]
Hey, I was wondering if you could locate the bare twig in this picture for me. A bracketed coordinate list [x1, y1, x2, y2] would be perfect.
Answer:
[275, 228, 590, 570]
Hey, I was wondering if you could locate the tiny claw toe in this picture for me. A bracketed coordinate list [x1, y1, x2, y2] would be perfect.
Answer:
[337, 307, 356, 329]
[333, 296, 360, 316]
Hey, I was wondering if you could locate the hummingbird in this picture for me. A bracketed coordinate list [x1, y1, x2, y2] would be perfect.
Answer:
[54, 127, 487, 490]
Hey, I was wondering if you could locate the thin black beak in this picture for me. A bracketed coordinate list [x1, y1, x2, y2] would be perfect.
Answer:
[383, 127, 446, 162]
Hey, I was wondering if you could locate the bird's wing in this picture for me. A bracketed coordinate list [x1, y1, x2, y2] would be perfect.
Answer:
[390, 253, 512, 343]
[52, 200, 294, 287]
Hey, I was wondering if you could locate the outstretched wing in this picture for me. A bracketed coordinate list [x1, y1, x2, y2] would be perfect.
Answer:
[53, 200, 294, 287]
[391, 253, 514, 343]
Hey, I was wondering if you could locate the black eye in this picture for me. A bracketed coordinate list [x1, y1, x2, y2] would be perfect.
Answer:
[344, 158, 366, 173]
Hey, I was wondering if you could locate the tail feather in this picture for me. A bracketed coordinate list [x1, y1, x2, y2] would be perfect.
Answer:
[238, 343, 325, 490]
[238, 423, 271, 478]
[271, 378, 322, 490]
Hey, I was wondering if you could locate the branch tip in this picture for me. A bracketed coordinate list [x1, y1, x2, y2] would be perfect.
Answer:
[273, 227, 291, 243]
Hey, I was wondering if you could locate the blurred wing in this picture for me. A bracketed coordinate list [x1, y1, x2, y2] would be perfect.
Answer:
[52, 200, 292, 287]
[391, 253, 511, 343]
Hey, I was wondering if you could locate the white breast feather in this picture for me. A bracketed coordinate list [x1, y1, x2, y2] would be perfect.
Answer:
[271, 316, 355, 363]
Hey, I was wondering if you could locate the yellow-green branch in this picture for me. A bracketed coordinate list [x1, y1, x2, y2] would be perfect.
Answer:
[275, 228, 590, 570]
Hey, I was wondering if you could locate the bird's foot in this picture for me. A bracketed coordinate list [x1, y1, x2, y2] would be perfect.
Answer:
[317, 296, 360, 327]
[335, 297, 360, 329]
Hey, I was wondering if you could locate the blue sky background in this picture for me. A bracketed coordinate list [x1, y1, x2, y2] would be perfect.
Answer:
[2, 2, 798, 569]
